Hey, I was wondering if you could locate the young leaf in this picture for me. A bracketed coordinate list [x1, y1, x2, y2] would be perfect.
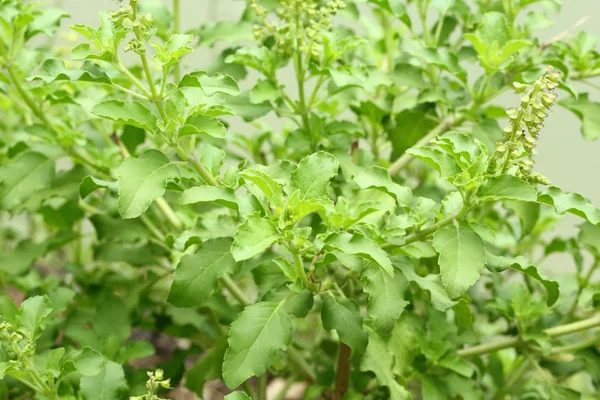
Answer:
[222, 301, 293, 389]
[288, 152, 339, 200]
[321, 294, 368, 359]
[432, 225, 486, 298]
[477, 175, 538, 202]
[116, 150, 179, 219]
[231, 213, 280, 261]
[179, 186, 238, 210]
[168, 238, 239, 307]
[325, 232, 393, 276]
[537, 186, 600, 225]
[92, 100, 158, 132]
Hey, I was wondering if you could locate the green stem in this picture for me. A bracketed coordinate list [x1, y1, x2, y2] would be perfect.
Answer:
[175, 145, 219, 186]
[458, 315, 600, 357]
[293, 52, 315, 149]
[418, 0, 432, 46]
[220, 275, 251, 306]
[388, 116, 465, 175]
[154, 197, 183, 230]
[258, 373, 268, 400]
[292, 246, 308, 287]
[398, 202, 470, 247]
[551, 334, 600, 354]
[563, 261, 599, 323]
[113, 60, 153, 98]
[286, 346, 317, 382]
[172, 0, 181, 82]
[433, 11, 447, 47]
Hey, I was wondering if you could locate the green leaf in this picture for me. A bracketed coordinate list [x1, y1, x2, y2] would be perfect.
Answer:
[396, 258, 457, 311]
[475, 12, 511, 49]
[486, 253, 560, 306]
[366, 0, 407, 17]
[249, 79, 279, 104]
[239, 169, 284, 210]
[343, 163, 412, 207]
[325, 232, 394, 276]
[477, 175, 538, 202]
[94, 294, 131, 344]
[80, 361, 127, 400]
[116, 150, 179, 219]
[226, 91, 271, 122]
[224, 393, 252, 400]
[232, 213, 280, 261]
[0, 152, 55, 211]
[406, 146, 461, 179]
[362, 263, 409, 335]
[90, 215, 149, 242]
[92, 100, 158, 132]
[222, 301, 293, 389]
[116, 341, 155, 364]
[179, 70, 241, 96]
[360, 327, 411, 400]
[192, 20, 253, 47]
[453, 299, 474, 334]
[0, 240, 47, 275]
[321, 294, 368, 359]
[432, 225, 486, 298]
[186, 337, 228, 396]
[288, 152, 339, 200]
[168, 238, 238, 307]
[179, 186, 238, 210]
[26, 8, 69, 39]
[16, 296, 53, 340]
[560, 93, 600, 140]
[72, 348, 106, 377]
[178, 115, 227, 139]
[537, 186, 600, 225]
[27, 59, 111, 84]
[79, 176, 117, 199]
[388, 105, 438, 159]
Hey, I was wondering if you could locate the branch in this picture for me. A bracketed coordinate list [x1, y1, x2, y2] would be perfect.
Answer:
[458, 315, 600, 358]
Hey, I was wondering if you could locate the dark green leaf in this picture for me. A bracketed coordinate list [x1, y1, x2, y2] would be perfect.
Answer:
[168, 238, 238, 307]
[321, 294, 368, 359]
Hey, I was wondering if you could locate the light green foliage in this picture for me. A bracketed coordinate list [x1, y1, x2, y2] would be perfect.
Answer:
[2, 0, 600, 399]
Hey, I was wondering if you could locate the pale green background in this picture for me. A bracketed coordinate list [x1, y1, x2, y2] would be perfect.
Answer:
[55, 0, 600, 274]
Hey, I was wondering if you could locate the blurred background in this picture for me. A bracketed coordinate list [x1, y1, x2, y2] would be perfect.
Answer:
[54, 0, 600, 273]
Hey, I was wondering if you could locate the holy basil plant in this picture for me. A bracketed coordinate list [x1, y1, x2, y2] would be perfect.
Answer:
[1, 0, 600, 399]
